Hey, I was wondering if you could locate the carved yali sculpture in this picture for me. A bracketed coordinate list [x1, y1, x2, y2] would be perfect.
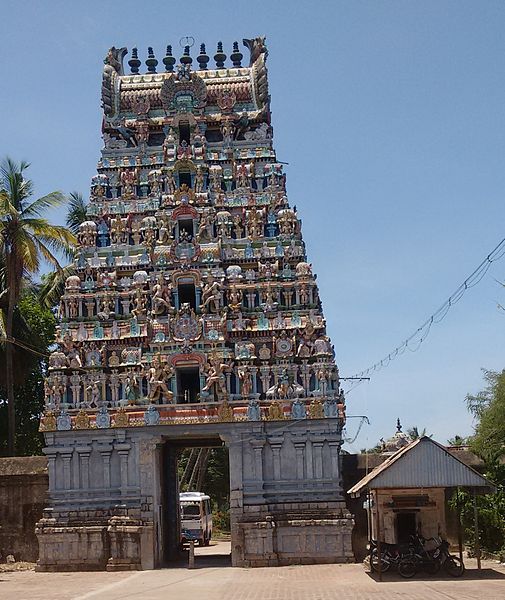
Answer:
[102, 47, 127, 117]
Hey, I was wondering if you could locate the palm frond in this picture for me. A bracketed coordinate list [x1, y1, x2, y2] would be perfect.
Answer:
[22, 191, 67, 217]
[66, 191, 88, 234]
[39, 263, 76, 309]
[31, 237, 62, 271]
[0, 158, 33, 210]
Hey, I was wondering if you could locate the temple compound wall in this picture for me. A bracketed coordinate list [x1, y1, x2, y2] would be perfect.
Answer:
[36, 419, 353, 570]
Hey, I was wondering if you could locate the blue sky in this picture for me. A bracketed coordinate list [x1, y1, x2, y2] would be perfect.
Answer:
[1, 0, 504, 450]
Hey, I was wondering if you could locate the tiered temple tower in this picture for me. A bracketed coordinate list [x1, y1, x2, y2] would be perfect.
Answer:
[37, 38, 353, 571]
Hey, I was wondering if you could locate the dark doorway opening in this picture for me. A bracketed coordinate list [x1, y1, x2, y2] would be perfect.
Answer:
[179, 121, 191, 144]
[178, 171, 192, 188]
[177, 283, 197, 310]
[159, 439, 230, 568]
[396, 512, 417, 544]
[176, 367, 200, 403]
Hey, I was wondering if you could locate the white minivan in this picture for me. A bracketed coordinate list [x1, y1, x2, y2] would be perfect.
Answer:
[180, 491, 213, 546]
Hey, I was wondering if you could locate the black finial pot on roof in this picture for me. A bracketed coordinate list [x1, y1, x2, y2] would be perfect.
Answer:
[230, 41, 243, 67]
[163, 45, 176, 72]
[214, 41, 226, 69]
[197, 43, 209, 70]
[145, 47, 158, 73]
[180, 45, 192, 66]
[128, 48, 141, 74]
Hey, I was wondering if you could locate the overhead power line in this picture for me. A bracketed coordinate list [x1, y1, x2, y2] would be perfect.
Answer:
[347, 236, 505, 387]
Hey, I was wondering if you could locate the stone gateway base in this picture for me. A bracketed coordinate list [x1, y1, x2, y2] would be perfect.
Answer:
[36, 419, 353, 571]
[233, 503, 353, 567]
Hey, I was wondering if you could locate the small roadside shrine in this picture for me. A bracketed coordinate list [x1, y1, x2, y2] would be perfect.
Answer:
[348, 436, 494, 579]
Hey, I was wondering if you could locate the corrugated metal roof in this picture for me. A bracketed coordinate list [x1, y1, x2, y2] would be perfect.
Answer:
[348, 437, 494, 496]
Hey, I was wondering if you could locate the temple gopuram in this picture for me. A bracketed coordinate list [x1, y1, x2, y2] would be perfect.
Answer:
[36, 38, 354, 571]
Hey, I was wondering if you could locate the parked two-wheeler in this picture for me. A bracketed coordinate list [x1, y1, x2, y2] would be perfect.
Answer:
[398, 536, 465, 578]
[368, 539, 411, 572]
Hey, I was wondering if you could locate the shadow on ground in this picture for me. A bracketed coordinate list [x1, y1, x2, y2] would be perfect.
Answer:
[366, 567, 505, 582]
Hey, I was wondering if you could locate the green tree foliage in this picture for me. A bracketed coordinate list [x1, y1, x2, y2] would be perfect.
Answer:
[447, 435, 468, 447]
[39, 192, 87, 309]
[0, 293, 56, 455]
[467, 370, 505, 463]
[0, 158, 74, 454]
[65, 191, 88, 235]
[178, 446, 230, 531]
[449, 370, 505, 555]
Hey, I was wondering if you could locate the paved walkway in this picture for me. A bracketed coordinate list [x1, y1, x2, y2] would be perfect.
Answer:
[1, 542, 504, 600]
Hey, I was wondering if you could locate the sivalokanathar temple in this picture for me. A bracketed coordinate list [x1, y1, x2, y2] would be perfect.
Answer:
[36, 37, 354, 570]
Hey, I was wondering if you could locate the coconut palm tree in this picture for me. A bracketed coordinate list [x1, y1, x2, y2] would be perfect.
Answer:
[39, 191, 87, 309]
[0, 158, 75, 455]
[66, 191, 88, 234]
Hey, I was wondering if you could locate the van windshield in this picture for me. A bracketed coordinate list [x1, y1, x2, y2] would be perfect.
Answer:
[181, 503, 201, 517]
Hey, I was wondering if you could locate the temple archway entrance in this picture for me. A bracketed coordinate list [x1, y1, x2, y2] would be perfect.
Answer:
[157, 436, 230, 567]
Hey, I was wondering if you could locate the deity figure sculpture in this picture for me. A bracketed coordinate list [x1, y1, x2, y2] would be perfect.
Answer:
[157, 219, 170, 244]
[148, 355, 174, 403]
[195, 166, 205, 193]
[68, 298, 79, 319]
[67, 346, 82, 369]
[246, 207, 265, 239]
[232, 213, 244, 239]
[120, 168, 138, 198]
[227, 286, 243, 312]
[148, 169, 163, 196]
[97, 294, 114, 320]
[277, 208, 298, 236]
[177, 139, 192, 160]
[202, 356, 233, 398]
[296, 334, 313, 358]
[123, 372, 138, 404]
[131, 288, 147, 318]
[109, 370, 120, 405]
[209, 165, 222, 193]
[150, 275, 173, 316]
[237, 367, 253, 396]
[196, 209, 215, 242]
[165, 168, 176, 194]
[86, 380, 101, 408]
[247, 398, 261, 421]
[108, 350, 120, 367]
[313, 335, 332, 356]
[221, 120, 234, 145]
[236, 163, 249, 189]
[200, 276, 222, 313]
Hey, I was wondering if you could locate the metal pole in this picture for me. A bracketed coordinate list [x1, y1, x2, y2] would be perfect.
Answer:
[188, 539, 195, 569]
[457, 492, 463, 564]
[376, 490, 382, 582]
[473, 489, 481, 571]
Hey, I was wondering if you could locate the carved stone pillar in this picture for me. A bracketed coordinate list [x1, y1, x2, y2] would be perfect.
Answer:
[293, 440, 306, 480]
[76, 446, 91, 490]
[312, 441, 324, 480]
[250, 438, 265, 482]
[61, 452, 73, 490]
[98, 443, 112, 489]
[116, 445, 131, 496]
[269, 437, 283, 481]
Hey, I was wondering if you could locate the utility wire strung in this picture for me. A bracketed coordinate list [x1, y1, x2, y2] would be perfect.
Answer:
[347, 236, 505, 386]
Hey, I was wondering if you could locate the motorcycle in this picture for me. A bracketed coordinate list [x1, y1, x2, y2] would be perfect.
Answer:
[368, 539, 411, 572]
[398, 536, 465, 578]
